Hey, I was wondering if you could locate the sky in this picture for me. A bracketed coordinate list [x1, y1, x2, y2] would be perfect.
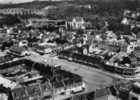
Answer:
[0, 0, 34, 3]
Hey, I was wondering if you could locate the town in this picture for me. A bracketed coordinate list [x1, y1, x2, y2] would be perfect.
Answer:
[0, 0, 140, 100]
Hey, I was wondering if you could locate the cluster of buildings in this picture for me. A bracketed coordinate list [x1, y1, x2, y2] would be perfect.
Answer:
[0, 2, 140, 99]
[59, 28, 140, 78]
[0, 9, 140, 78]
[26, 17, 91, 30]
[0, 58, 86, 100]
[121, 9, 140, 27]
[0, 14, 95, 99]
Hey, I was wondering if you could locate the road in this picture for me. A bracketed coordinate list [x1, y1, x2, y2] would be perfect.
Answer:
[26, 54, 124, 100]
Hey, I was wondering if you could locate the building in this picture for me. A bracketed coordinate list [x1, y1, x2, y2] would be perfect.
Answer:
[129, 82, 140, 100]
[0, 8, 42, 16]
[8, 45, 29, 57]
[67, 17, 86, 30]
[27, 18, 66, 28]
[106, 31, 117, 42]
[90, 40, 128, 53]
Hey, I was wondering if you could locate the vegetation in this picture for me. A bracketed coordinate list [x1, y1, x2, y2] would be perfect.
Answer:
[0, 15, 21, 26]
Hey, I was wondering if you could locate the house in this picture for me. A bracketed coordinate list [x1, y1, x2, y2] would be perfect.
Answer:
[8, 45, 29, 57]
[121, 17, 130, 25]
[94, 87, 121, 100]
[134, 46, 140, 58]
[106, 31, 117, 42]
[67, 17, 86, 30]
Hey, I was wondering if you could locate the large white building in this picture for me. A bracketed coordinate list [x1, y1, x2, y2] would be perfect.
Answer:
[67, 17, 86, 30]
[0, 8, 43, 16]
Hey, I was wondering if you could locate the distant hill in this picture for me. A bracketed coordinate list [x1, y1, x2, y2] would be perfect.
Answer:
[0, 1, 56, 9]
[0, 0, 139, 9]
[0, 1, 74, 9]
